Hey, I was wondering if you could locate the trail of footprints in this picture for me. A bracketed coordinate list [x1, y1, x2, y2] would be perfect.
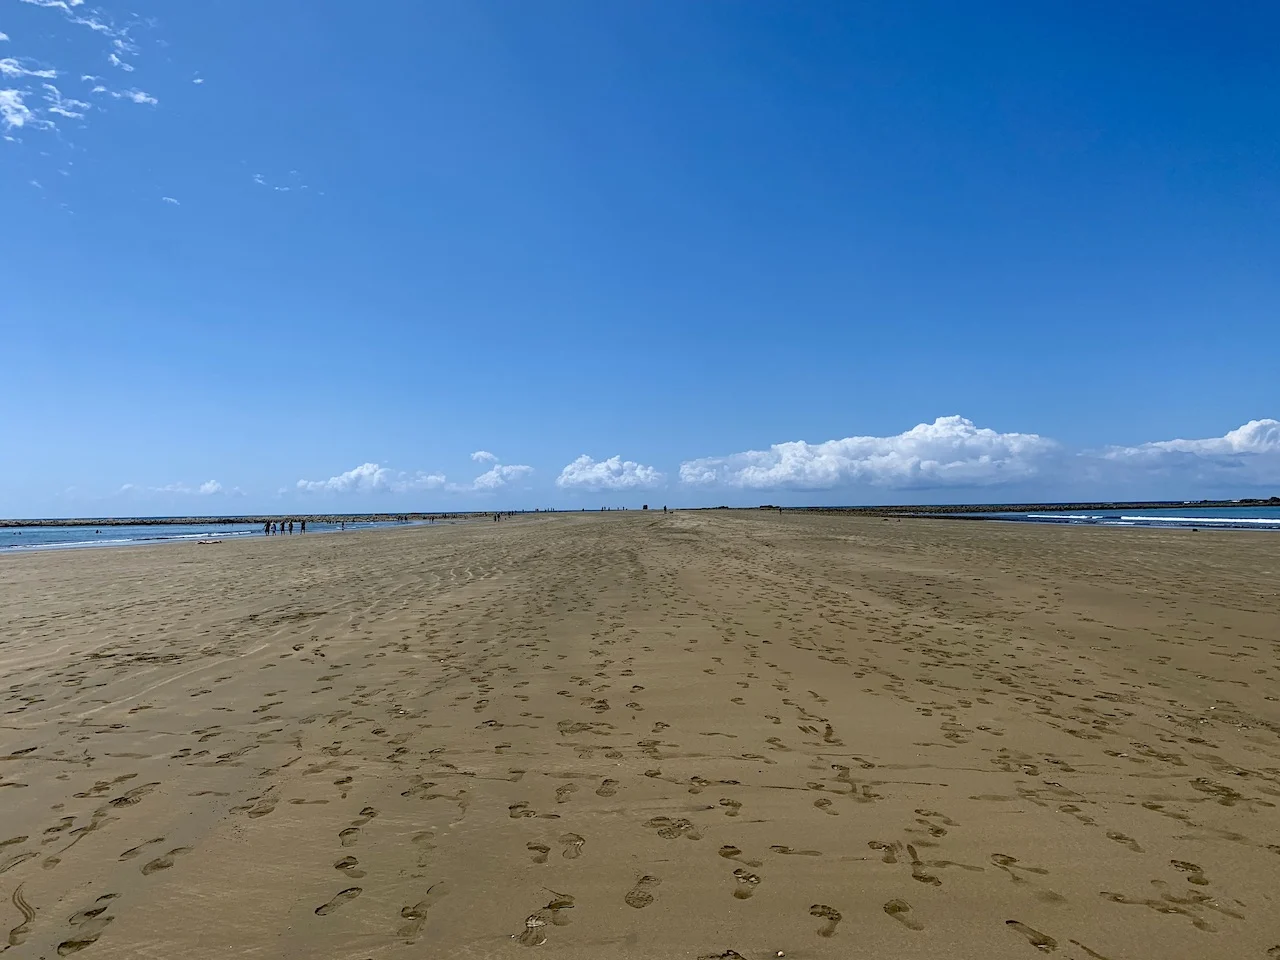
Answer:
[5, 515, 1273, 958]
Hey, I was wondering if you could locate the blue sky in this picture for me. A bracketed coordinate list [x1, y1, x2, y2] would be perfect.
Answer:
[2, 0, 1277, 516]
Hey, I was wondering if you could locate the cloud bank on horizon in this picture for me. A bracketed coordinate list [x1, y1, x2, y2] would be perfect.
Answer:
[108, 416, 1280, 507]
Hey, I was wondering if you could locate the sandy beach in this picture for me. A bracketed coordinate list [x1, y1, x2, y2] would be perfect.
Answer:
[2, 512, 1278, 959]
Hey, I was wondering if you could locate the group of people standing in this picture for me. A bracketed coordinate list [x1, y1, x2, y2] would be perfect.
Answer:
[263, 519, 306, 536]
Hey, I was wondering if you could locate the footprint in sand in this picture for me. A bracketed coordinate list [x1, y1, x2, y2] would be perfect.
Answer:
[118, 838, 165, 861]
[397, 881, 450, 939]
[339, 827, 361, 847]
[1171, 860, 1209, 885]
[58, 894, 118, 955]
[1106, 831, 1144, 853]
[624, 875, 661, 909]
[884, 899, 923, 930]
[509, 802, 536, 819]
[517, 892, 575, 946]
[334, 856, 366, 879]
[719, 799, 742, 817]
[732, 868, 761, 899]
[870, 840, 902, 864]
[771, 845, 821, 856]
[813, 798, 838, 816]
[108, 783, 160, 808]
[646, 817, 701, 841]
[718, 845, 762, 868]
[246, 795, 277, 819]
[596, 779, 619, 798]
[315, 887, 362, 916]
[527, 843, 550, 864]
[559, 833, 585, 859]
[1006, 920, 1057, 952]
[555, 784, 579, 803]
[0, 852, 37, 875]
[141, 847, 193, 875]
[810, 903, 842, 937]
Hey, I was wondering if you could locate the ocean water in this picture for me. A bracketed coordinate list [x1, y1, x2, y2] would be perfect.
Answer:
[974, 505, 1280, 529]
[0, 520, 412, 552]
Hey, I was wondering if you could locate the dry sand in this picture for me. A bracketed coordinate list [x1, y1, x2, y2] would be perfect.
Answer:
[1, 512, 1278, 959]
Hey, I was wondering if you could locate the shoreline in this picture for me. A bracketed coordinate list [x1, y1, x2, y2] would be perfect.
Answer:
[0, 511, 501, 528]
[4, 496, 1277, 527]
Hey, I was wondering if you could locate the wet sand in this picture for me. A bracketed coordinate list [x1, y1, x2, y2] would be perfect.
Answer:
[2, 512, 1278, 959]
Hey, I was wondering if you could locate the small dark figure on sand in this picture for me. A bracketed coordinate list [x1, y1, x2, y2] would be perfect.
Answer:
[288, 520, 294, 535]
[300, 519, 306, 533]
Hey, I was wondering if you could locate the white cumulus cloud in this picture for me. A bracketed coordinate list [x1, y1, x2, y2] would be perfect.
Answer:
[1104, 419, 1280, 459]
[472, 463, 533, 490]
[1097, 419, 1280, 488]
[680, 416, 1058, 490]
[471, 450, 498, 463]
[296, 462, 446, 495]
[0, 33, 10, 43]
[556, 455, 665, 492]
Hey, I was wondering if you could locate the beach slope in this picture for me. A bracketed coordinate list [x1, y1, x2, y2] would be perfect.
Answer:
[1, 512, 1277, 959]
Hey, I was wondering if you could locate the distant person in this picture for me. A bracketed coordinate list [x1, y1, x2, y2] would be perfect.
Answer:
[288, 520, 294, 535]
[300, 519, 306, 533]
[263, 521, 270, 536]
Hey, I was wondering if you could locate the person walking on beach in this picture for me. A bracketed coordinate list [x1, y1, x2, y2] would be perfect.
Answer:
[288, 520, 294, 535]
[300, 519, 306, 534]
[263, 521, 270, 536]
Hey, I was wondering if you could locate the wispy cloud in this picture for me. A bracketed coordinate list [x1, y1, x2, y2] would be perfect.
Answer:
[296, 463, 446, 495]
[120, 479, 226, 496]
[0, 57, 58, 79]
[556, 455, 664, 492]
[18, 0, 84, 12]
[471, 450, 497, 463]
[161, 196, 179, 204]
[109, 88, 156, 105]
[4, 0, 154, 141]
[42, 83, 89, 119]
[19, 0, 128, 46]
[0, 89, 38, 129]
[251, 169, 309, 193]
